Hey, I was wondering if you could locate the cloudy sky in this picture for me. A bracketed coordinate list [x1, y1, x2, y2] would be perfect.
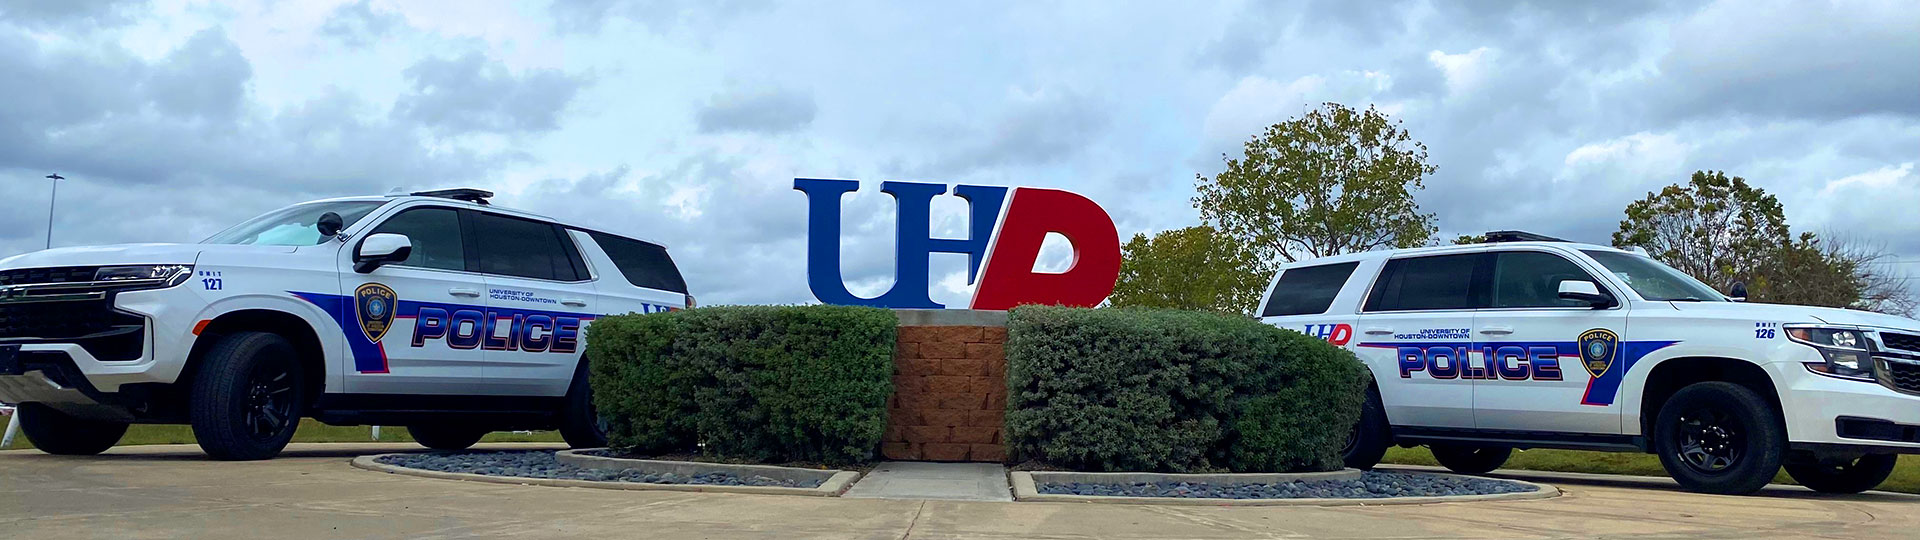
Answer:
[3, 0, 1917, 306]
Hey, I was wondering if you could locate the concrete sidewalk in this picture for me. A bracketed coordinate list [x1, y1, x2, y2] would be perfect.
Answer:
[842, 462, 1012, 501]
[2, 443, 1916, 539]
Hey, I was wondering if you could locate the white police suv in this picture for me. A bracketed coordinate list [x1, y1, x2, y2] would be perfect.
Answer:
[0, 189, 691, 460]
[1260, 231, 1920, 495]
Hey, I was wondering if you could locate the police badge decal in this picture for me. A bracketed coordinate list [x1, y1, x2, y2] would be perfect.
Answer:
[355, 283, 398, 343]
[1578, 328, 1619, 378]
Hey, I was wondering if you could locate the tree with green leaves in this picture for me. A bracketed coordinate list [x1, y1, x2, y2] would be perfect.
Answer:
[1450, 234, 1485, 245]
[1612, 171, 1915, 316]
[1195, 102, 1437, 264]
[1109, 226, 1269, 315]
[1612, 171, 1789, 293]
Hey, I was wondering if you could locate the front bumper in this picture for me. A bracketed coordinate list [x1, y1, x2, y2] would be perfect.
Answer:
[0, 344, 134, 421]
[1771, 360, 1920, 453]
[0, 282, 196, 400]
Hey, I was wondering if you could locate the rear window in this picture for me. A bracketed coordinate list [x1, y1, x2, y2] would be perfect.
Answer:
[1364, 253, 1484, 312]
[589, 231, 689, 294]
[1261, 262, 1359, 317]
[471, 212, 584, 282]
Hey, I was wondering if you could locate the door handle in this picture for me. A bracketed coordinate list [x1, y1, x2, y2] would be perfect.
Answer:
[1363, 327, 1394, 336]
[1479, 326, 1515, 335]
[561, 298, 589, 307]
[448, 288, 482, 298]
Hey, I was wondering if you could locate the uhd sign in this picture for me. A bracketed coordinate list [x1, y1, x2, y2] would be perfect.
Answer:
[794, 179, 1121, 310]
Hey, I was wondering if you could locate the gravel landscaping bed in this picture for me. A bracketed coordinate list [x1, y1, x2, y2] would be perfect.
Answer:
[376, 451, 823, 488]
[1038, 471, 1537, 500]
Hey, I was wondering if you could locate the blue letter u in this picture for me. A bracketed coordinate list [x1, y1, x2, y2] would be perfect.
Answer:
[793, 178, 1007, 308]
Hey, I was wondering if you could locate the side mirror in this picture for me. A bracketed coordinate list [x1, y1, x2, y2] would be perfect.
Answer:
[1557, 280, 1613, 308]
[316, 212, 345, 238]
[354, 233, 413, 274]
[1729, 281, 1748, 302]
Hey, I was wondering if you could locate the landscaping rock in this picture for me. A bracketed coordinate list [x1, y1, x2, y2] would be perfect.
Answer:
[377, 451, 823, 488]
[1036, 471, 1536, 500]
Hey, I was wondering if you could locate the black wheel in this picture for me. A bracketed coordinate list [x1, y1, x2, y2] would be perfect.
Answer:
[1430, 444, 1512, 475]
[17, 403, 127, 455]
[189, 332, 305, 461]
[1340, 386, 1391, 470]
[1654, 381, 1785, 495]
[1785, 454, 1897, 494]
[408, 424, 488, 450]
[558, 361, 609, 448]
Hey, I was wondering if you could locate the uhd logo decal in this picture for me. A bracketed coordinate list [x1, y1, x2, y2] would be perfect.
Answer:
[794, 178, 1121, 310]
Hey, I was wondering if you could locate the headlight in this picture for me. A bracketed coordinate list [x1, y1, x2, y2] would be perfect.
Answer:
[95, 265, 194, 289]
[1786, 325, 1874, 380]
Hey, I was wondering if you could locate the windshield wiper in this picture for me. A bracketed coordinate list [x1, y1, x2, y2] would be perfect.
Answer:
[1668, 297, 1705, 302]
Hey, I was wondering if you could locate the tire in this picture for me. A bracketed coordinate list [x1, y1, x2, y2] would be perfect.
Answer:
[1785, 454, 1897, 494]
[1653, 381, 1786, 495]
[1340, 387, 1391, 470]
[408, 424, 488, 450]
[189, 332, 306, 461]
[1430, 444, 1513, 475]
[17, 403, 127, 455]
[558, 362, 609, 449]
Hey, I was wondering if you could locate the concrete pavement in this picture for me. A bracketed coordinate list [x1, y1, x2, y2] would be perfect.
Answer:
[843, 462, 1014, 502]
[3, 443, 1916, 539]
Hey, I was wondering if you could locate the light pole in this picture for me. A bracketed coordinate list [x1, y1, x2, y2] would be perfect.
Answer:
[43, 174, 62, 250]
[3, 174, 61, 446]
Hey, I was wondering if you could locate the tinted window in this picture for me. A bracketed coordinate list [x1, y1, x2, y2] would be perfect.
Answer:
[588, 231, 689, 293]
[471, 212, 582, 281]
[1364, 254, 1482, 312]
[368, 208, 466, 271]
[1491, 251, 1602, 308]
[1261, 262, 1359, 317]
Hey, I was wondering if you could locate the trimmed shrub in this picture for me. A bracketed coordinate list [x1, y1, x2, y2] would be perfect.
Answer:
[1003, 305, 1366, 473]
[586, 305, 896, 465]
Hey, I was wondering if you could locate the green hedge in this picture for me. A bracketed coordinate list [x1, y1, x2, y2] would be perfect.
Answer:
[1003, 306, 1367, 473]
[586, 305, 896, 465]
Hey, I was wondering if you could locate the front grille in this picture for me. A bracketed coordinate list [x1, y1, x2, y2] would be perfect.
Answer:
[0, 266, 99, 286]
[1884, 360, 1920, 394]
[1881, 332, 1920, 353]
[0, 299, 122, 339]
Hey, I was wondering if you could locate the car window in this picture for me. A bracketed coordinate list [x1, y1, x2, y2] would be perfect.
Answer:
[1582, 250, 1727, 302]
[1490, 251, 1602, 308]
[1261, 262, 1358, 317]
[368, 208, 466, 271]
[203, 201, 384, 246]
[588, 231, 689, 293]
[1364, 253, 1483, 312]
[471, 212, 582, 281]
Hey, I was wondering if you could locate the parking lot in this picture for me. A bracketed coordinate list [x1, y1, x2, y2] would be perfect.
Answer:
[2, 443, 1916, 539]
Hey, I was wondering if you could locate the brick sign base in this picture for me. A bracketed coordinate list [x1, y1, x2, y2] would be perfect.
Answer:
[883, 310, 1009, 462]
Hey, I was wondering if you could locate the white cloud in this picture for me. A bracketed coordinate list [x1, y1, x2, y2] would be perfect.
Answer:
[1562, 132, 1691, 172]
[1203, 75, 1325, 146]
[1426, 47, 1493, 96]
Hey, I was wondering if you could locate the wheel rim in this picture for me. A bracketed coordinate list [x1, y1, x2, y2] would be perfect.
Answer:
[1339, 422, 1360, 455]
[243, 361, 296, 440]
[1674, 407, 1743, 473]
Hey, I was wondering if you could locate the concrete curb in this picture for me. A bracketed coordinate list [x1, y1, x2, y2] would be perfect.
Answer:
[351, 453, 861, 497]
[1008, 470, 1561, 507]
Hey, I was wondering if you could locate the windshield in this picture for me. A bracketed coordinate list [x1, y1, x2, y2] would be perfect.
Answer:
[1582, 250, 1727, 302]
[202, 201, 385, 246]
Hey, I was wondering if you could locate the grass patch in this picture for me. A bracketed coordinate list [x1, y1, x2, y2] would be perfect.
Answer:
[2, 419, 563, 450]
[1383, 446, 1920, 494]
